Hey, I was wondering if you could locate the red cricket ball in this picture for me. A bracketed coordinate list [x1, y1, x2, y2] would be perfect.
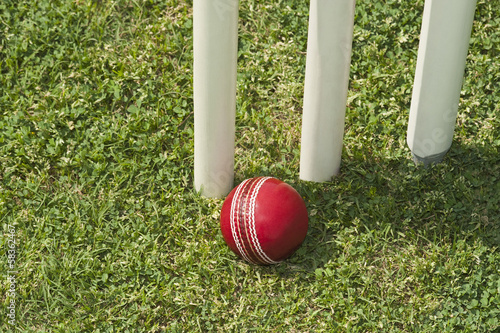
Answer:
[220, 177, 308, 265]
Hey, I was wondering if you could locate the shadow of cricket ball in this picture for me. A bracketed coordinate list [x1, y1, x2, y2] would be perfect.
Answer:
[220, 177, 309, 265]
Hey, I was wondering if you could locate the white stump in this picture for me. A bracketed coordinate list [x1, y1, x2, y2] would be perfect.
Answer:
[299, 0, 356, 182]
[407, 0, 477, 165]
[193, 0, 239, 197]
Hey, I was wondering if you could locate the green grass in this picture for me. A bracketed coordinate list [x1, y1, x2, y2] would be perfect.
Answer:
[1, 0, 499, 331]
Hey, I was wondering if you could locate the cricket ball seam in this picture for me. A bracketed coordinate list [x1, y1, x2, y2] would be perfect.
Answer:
[247, 177, 279, 265]
[234, 177, 261, 264]
[229, 177, 280, 265]
[229, 178, 252, 263]
[237, 180, 255, 263]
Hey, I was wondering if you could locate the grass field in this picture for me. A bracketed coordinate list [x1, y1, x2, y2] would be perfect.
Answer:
[1, 0, 499, 331]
